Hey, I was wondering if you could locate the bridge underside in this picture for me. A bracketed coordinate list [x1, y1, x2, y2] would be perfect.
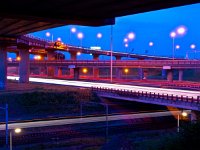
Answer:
[0, 0, 199, 37]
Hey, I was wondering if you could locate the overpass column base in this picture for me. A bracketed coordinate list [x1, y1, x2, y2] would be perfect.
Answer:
[178, 69, 183, 81]
[0, 47, 7, 89]
[19, 49, 29, 83]
[162, 69, 166, 79]
[47, 51, 55, 77]
[93, 68, 99, 79]
[138, 68, 144, 80]
[57, 67, 62, 77]
[167, 70, 173, 82]
[116, 68, 122, 79]
[74, 68, 80, 80]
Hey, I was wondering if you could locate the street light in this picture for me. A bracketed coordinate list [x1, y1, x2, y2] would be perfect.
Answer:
[77, 32, 83, 47]
[149, 41, 154, 55]
[10, 128, 22, 150]
[170, 31, 176, 60]
[96, 33, 102, 46]
[177, 110, 189, 132]
[0, 104, 8, 150]
[124, 68, 129, 79]
[70, 27, 77, 44]
[45, 32, 53, 42]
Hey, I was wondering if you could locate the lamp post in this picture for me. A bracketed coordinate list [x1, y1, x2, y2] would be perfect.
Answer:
[177, 111, 188, 132]
[45, 32, 53, 42]
[170, 32, 176, 60]
[70, 27, 76, 44]
[190, 44, 196, 59]
[149, 41, 154, 55]
[110, 25, 113, 83]
[96, 33, 102, 46]
[124, 68, 129, 79]
[0, 104, 8, 150]
[10, 128, 22, 150]
[77, 32, 83, 47]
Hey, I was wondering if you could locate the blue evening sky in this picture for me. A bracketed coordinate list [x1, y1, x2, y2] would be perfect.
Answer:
[28, 3, 200, 60]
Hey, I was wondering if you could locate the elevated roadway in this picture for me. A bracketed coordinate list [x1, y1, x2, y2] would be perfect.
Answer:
[8, 60, 200, 69]
[0, 110, 186, 130]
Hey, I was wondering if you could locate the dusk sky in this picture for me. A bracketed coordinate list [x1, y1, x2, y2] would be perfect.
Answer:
[26, 3, 200, 60]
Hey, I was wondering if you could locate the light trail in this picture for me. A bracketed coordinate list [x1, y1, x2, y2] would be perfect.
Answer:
[7, 76, 200, 98]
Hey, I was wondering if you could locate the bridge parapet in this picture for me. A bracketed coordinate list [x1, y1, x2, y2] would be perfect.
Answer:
[17, 35, 49, 48]
[92, 87, 200, 111]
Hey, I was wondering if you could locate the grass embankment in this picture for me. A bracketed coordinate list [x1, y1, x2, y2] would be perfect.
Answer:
[0, 82, 101, 121]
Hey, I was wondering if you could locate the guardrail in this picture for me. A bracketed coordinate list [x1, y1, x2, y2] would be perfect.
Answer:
[91, 87, 200, 104]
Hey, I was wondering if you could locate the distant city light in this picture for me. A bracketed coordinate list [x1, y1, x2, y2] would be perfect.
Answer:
[190, 44, 196, 49]
[71, 27, 77, 33]
[170, 32, 176, 38]
[128, 32, 135, 40]
[149, 42, 154, 46]
[97, 33, 102, 38]
[176, 45, 180, 49]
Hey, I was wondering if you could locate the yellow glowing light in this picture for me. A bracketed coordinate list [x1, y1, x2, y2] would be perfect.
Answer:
[16, 57, 21, 61]
[14, 128, 21, 133]
[124, 68, 129, 73]
[182, 111, 188, 117]
[82, 68, 88, 74]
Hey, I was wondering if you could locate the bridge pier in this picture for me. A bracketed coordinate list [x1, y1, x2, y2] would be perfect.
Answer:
[57, 67, 62, 77]
[115, 56, 121, 60]
[178, 69, 183, 81]
[138, 68, 144, 80]
[47, 51, 55, 77]
[70, 51, 77, 60]
[74, 68, 80, 80]
[19, 49, 29, 83]
[0, 47, 7, 89]
[93, 54, 99, 78]
[93, 68, 99, 79]
[167, 70, 173, 82]
[116, 68, 122, 79]
[162, 69, 167, 79]
[143, 69, 148, 80]
[93, 54, 99, 60]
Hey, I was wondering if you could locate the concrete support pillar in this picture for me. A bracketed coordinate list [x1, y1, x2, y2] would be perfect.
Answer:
[116, 68, 122, 79]
[74, 68, 80, 80]
[115, 56, 121, 60]
[47, 51, 55, 77]
[167, 70, 173, 82]
[190, 111, 197, 123]
[19, 49, 29, 83]
[178, 69, 183, 81]
[0, 47, 7, 89]
[57, 67, 62, 77]
[70, 52, 77, 60]
[93, 54, 99, 60]
[162, 69, 166, 79]
[93, 68, 99, 79]
[143, 69, 148, 80]
[138, 68, 144, 80]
